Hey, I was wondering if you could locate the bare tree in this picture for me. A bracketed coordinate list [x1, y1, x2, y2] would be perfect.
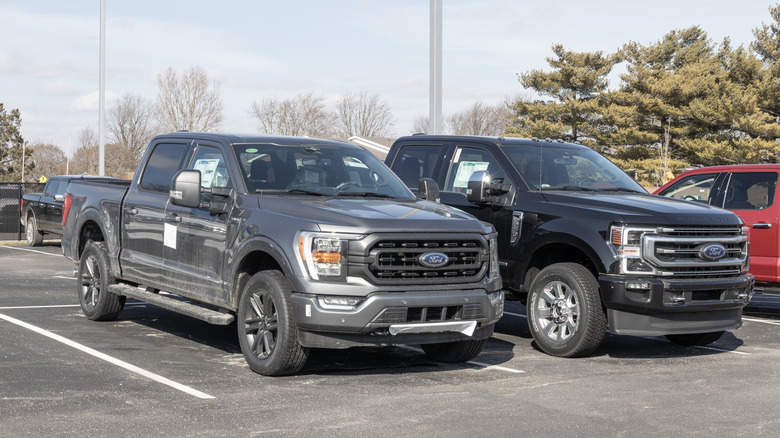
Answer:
[108, 93, 158, 160]
[334, 92, 394, 138]
[249, 92, 333, 137]
[446, 101, 509, 136]
[155, 66, 224, 133]
[30, 143, 66, 178]
[69, 127, 99, 176]
[411, 116, 429, 134]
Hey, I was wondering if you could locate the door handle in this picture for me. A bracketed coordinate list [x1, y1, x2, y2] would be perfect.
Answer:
[169, 213, 182, 223]
[127, 207, 138, 215]
[753, 223, 772, 229]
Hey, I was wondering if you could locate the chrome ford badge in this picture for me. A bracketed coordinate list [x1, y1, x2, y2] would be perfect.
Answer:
[419, 252, 449, 268]
[699, 243, 726, 260]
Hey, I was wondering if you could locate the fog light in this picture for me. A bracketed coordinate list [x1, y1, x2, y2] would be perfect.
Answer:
[626, 281, 650, 290]
[318, 296, 364, 310]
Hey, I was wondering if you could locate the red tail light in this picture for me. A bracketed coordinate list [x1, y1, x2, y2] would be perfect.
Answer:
[62, 193, 72, 227]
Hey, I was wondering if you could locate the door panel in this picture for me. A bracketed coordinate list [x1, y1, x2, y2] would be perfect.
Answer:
[120, 142, 190, 285]
[721, 171, 780, 283]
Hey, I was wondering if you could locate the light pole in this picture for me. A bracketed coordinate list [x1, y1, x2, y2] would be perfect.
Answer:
[98, 0, 106, 176]
[429, 0, 442, 135]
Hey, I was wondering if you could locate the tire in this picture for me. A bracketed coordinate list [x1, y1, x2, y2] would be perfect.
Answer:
[527, 262, 606, 358]
[77, 241, 125, 321]
[421, 339, 486, 363]
[665, 331, 725, 346]
[26, 216, 43, 246]
[237, 270, 309, 376]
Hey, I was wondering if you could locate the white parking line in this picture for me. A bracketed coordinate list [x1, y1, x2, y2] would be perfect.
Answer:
[397, 345, 525, 374]
[0, 312, 215, 399]
[0, 246, 62, 257]
[744, 317, 780, 326]
[504, 311, 526, 319]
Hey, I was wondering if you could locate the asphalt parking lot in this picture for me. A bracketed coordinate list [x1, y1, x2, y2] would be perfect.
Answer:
[2, 243, 780, 437]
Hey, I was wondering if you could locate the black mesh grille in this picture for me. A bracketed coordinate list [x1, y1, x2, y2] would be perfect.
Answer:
[367, 238, 485, 283]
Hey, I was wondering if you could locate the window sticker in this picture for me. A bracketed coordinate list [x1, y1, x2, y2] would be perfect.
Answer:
[453, 161, 489, 189]
[193, 158, 220, 188]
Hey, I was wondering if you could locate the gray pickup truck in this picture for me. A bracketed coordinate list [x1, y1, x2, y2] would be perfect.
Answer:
[62, 132, 503, 376]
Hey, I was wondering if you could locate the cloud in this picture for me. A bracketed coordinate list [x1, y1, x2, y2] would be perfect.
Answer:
[70, 90, 119, 111]
[40, 80, 81, 95]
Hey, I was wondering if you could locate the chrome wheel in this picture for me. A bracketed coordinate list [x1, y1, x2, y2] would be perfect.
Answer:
[534, 279, 581, 342]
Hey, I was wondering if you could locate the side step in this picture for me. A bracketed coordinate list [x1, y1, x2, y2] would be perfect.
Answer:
[109, 283, 235, 325]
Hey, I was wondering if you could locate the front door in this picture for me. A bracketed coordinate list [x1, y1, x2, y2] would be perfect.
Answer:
[163, 142, 231, 305]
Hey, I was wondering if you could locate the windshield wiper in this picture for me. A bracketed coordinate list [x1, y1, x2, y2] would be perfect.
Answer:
[335, 191, 394, 198]
[551, 185, 598, 191]
[597, 187, 644, 193]
[285, 188, 329, 196]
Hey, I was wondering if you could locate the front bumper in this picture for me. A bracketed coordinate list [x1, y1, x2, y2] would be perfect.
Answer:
[291, 289, 504, 349]
[599, 273, 754, 336]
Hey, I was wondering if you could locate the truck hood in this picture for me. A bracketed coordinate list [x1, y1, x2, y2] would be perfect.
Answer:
[541, 190, 742, 225]
[257, 195, 492, 233]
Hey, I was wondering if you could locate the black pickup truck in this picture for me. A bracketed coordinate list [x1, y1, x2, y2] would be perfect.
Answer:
[20, 175, 118, 246]
[62, 132, 503, 376]
[386, 135, 754, 358]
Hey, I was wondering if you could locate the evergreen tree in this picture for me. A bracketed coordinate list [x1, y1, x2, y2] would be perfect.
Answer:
[0, 103, 32, 182]
[506, 44, 619, 146]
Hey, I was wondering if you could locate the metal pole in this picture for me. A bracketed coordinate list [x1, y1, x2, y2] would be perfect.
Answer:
[21, 141, 25, 182]
[66, 132, 71, 175]
[99, 0, 106, 176]
[429, 0, 442, 135]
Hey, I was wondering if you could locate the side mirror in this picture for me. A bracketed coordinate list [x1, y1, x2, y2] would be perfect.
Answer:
[54, 194, 64, 202]
[467, 170, 490, 203]
[418, 178, 440, 203]
[170, 169, 202, 208]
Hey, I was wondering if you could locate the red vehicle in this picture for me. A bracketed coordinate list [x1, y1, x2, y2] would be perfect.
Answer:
[655, 164, 780, 286]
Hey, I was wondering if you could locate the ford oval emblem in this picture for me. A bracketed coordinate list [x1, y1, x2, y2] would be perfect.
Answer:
[419, 252, 449, 268]
[699, 243, 726, 261]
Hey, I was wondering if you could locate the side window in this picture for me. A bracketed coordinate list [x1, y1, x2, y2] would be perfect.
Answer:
[393, 145, 443, 187]
[657, 173, 718, 204]
[55, 180, 69, 197]
[189, 144, 230, 189]
[722, 172, 778, 210]
[43, 181, 56, 198]
[139, 143, 189, 193]
[445, 146, 506, 192]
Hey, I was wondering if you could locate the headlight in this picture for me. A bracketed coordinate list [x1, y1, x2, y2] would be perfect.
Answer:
[488, 233, 500, 280]
[609, 225, 657, 275]
[299, 232, 361, 281]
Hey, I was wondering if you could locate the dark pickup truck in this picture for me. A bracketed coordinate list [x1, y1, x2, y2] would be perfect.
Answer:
[386, 135, 754, 358]
[21, 175, 118, 246]
[62, 132, 503, 376]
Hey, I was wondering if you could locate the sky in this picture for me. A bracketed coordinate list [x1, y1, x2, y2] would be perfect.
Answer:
[1, 0, 778, 155]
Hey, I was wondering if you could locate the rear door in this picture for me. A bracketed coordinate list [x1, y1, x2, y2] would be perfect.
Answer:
[719, 170, 780, 283]
[120, 141, 191, 286]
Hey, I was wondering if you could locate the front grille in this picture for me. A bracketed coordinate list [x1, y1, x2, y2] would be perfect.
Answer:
[372, 304, 485, 324]
[350, 234, 489, 285]
[643, 226, 748, 278]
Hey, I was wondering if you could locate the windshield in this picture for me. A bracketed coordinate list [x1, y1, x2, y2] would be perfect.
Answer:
[499, 144, 646, 193]
[232, 142, 415, 200]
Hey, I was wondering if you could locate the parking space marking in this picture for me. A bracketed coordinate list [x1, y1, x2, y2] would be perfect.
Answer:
[504, 311, 526, 319]
[0, 304, 81, 310]
[0, 246, 62, 257]
[744, 317, 780, 326]
[397, 345, 525, 374]
[0, 312, 215, 399]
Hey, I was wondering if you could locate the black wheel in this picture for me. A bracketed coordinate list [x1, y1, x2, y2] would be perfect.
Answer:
[237, 270, 309, 376]
[77, 241, 125, 321]
[665, 331, 725, 346]
[421, 339, 485, 363]
[527, 262, 606, 357]
[26, 216, 43, 246]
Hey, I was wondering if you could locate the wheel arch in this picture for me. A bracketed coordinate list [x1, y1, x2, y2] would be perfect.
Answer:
[520, 233, 606, 295]
[229, 237, 296, 310]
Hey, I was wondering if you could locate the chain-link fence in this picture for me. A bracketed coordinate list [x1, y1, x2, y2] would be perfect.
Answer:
[0, 183, 46, 241]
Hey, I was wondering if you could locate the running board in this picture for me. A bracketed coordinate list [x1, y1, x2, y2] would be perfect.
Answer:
[108, 283, 235, 325]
